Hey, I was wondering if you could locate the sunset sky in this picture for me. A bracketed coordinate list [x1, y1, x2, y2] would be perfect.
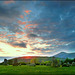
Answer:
[0, 0, 75, 57]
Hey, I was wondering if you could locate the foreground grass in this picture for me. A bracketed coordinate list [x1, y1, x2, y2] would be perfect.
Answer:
[0, 65, 75, 75]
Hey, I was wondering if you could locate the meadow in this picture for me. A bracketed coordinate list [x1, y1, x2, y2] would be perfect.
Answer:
[0, 65, 75, 75]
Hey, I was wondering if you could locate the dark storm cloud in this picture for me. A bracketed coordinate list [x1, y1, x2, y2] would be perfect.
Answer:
[12, 42, 27, 48]
[28, 33, 38, 37]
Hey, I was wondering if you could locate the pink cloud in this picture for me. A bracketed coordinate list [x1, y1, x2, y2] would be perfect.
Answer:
[17, 20, 26, 25]
[4, 0, 15, 4]
[20, 15, 24, 19]
[16, 50, 22, 52]
[24, 10, 31, 14]
[24, 24, 38, 30]
[16, 31, 24, 35]
[0, 49, 5, 53]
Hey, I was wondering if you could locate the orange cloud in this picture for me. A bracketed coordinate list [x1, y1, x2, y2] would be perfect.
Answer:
[16, 50, 22, 52]
[20, 15, 24, 19]
[24, 24, 38, 29]
[24, 10, 31, 14]
[0, 34, 4, 37]
[44, 50, 52, 52]
[25, 24, 33, 28]
[7, 35, 13, 37]
[4, 0, 15, 4]
[16, 31, 24, 35]
[17, 20, 26, 25]
[28, 27, 36, 29]
[0, 33, 8, 38]
[0, 49, 4, 52]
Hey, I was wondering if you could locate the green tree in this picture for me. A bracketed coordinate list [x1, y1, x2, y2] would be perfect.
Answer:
[8, 60, 13, 65]
[51, 58, 60, 67]
[30, 58, 38, 64]
[41, 60, 45, 65]
[73, 58, 75, 62]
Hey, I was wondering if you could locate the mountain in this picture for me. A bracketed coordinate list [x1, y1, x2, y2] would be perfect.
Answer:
[54, 52, 75, 59]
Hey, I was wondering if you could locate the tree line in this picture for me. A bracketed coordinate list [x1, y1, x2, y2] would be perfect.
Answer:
[0, 57, 75, 67]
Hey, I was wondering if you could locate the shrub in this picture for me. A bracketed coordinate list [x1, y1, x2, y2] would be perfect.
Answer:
[19, 62, 26, 65]
[8, 60, 13, 65]
[62, 63, 70, 67]
[13, 63, 20, 66]
[46, 63, 51, 66]
[0, 63, 3, 65]
[28, 63, 36, 67]
[72, 62, 75, 66]
[60, 65, 62, 67]
[35, 63, 40, 65]
[30, 58, 39, 64]
[51, 59, 60, 67]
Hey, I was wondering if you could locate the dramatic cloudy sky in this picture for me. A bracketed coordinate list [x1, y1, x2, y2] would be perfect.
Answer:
[0, 0, 75, 56]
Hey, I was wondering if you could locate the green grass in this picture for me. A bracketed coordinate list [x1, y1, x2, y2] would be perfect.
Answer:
[0, 65, 75, 75]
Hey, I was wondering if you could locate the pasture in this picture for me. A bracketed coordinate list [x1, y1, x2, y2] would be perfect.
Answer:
[0, 65, 75, 75]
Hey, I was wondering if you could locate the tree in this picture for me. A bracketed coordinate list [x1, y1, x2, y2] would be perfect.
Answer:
[8, 60, 13, 65]
[73, 58, 75, 62]
[4, 59, 8, 65]
[64, 58, 73, 64]
[13, 58, 19, 66]
[61, 60, 64, 65]
[41, 60, 45, 65]
[72, 62, 75, 66]
[51, 57, 60, 67]
[19, 62, 26, 65]
[64, 58, 69, 63]
[45, 61, 51, 66]
[30, 58, 38, 64]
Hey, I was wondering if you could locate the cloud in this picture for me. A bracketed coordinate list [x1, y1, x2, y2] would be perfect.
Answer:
[27, 33, 38, 38]
[17, 20, 26, 25]
[0, 41, 33, 56]
[12, 42, 27, 48]
[0, 49, 5, 53]
[24, 10, 31, 14]
[20, 15, 24, 19]
[16, 50, 22, 52]
[4, 0, 15, 4]
[16, 31, 25, 35]
[26, 52, 35, 54]
[0, 4, 20, 18]
[24, 24, 38, 30]
[0, 1, 75, 56]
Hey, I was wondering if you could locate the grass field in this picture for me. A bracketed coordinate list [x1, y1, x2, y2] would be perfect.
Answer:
[0, 65, 75, 75]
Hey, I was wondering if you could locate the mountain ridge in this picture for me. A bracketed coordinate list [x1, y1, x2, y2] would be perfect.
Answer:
[54, 52, 75, 59]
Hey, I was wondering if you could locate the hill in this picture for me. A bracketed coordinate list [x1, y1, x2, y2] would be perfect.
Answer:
[14, 56, 51, 63]
[54, 52, 75, 59]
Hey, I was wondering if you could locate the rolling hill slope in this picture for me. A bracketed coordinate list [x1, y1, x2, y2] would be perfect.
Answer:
[54, 52, 75, 59]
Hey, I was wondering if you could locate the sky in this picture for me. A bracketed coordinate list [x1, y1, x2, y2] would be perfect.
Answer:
[0, 0, 75, 57]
